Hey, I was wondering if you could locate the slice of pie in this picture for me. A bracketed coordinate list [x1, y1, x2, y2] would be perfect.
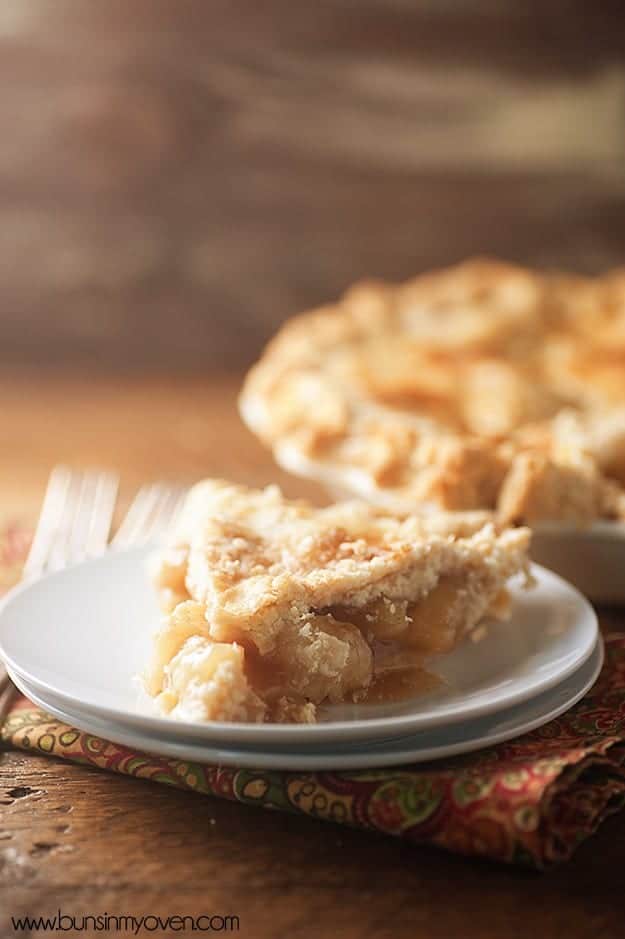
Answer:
[145, 479, 531, 724]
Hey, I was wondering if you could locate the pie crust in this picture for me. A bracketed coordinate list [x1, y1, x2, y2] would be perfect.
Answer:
[240, 259, 625, 524]
[146, 479, 531, 724]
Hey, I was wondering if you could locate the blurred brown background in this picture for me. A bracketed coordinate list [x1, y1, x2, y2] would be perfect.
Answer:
[1, 0, 625, 373]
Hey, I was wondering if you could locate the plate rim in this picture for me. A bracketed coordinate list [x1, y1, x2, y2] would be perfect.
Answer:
[0, 546, 599, 745]
[6, 638, 604, 770]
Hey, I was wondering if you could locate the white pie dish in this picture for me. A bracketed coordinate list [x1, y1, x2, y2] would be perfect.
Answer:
[6, 639, 603, 770]
[529, 521, 625, 604]
[276, 445, 625, 603]
[0, 545, 598, 747]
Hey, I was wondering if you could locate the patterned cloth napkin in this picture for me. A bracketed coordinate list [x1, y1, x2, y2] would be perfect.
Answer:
[2, 525, 625, 869]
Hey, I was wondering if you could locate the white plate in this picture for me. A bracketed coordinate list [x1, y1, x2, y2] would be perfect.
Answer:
[0, 545, 598, 746]
[6, 639, 603, 769]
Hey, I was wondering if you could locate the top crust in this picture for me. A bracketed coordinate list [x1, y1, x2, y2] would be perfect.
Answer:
[161, 479, 530, 653]
[240, 258, 625, 523]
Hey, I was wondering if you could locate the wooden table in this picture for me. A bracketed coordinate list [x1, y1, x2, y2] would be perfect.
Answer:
[1, 372, 625, 938]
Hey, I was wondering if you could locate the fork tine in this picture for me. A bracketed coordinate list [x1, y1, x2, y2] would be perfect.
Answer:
[68, 470, 119, 564]
[66, 471, 97, 565]
[144, 485, 187, 540]
[169, 488, 188, 531]
[111, 483, 160, 548]
[112, 482, 185, 548]
[46, 470, 86, 572]
[22, 466, 73, 580]
[85, 472, 119, 557]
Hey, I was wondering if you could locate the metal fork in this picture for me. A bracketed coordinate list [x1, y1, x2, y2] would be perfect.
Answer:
[22, 466, 120, 579]
[0, 466, 119, 703]
[111, 481, 186, 549]
[0, 469, 186, 706]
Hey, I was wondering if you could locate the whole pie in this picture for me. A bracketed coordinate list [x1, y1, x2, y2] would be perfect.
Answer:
[240, 259, 625, 524]
[145, 479, 530, 723]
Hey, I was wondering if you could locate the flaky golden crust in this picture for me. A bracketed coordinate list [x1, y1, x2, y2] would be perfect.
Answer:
[240, 259, 625, 524]
[146, 479, 531, 724]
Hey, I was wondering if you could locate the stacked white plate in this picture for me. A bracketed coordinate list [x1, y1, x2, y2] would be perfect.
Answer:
[0, 546, 601, 770]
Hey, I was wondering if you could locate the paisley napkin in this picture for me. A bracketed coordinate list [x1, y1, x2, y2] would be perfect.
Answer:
[2, 524, 625, 869]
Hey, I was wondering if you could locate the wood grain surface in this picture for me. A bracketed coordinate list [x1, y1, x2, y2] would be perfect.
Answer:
[1, 0, 625, 371]
[1, 372, 625, 938]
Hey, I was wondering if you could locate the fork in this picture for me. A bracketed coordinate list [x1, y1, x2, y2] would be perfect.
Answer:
[0, 466, 119, 707]
[111, 481, 186, 549]
[0, 468, 186, 707]
[22, 466, 120, 579]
